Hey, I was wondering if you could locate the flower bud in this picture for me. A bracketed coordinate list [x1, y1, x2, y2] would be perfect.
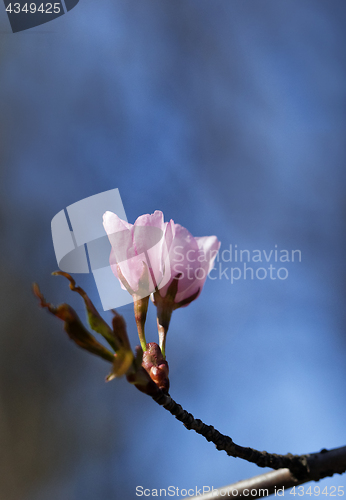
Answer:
[142, 342, 169, 393]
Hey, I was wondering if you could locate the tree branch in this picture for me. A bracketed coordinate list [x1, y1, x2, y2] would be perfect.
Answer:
[151, 390, 346, 488]
[35, 277, 345, 492]
[188, 469, 299, 499]
[188, 453, 346, 500]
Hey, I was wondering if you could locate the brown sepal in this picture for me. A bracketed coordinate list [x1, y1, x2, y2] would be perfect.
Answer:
[33, 283, 114, 363]
[52, 271, 119, 352]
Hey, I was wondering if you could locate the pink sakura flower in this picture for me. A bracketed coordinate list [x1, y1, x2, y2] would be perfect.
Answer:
[103, 210, 220, 357]
[103, 210, 171, 353]
[151, 221, 220, 357]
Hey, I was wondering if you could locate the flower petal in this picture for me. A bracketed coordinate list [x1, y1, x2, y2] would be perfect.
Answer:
[104, 211, 166, 297]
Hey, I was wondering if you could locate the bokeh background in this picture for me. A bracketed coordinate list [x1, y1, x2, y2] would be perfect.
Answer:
[0, 1, 345, 498]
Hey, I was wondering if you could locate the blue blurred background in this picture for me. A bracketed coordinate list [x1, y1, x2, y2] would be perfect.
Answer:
[0, 1, 345, 498]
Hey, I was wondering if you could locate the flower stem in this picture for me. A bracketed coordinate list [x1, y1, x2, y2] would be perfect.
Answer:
[133, 295, 149, 353]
